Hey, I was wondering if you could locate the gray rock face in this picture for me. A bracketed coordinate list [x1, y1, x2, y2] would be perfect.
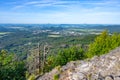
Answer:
[37, 47, 120, 80]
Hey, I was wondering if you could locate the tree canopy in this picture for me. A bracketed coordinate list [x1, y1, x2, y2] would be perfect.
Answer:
[0, 50, 26, 80]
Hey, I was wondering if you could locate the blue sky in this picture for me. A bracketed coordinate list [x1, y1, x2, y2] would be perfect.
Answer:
[0, 0, 120, 24]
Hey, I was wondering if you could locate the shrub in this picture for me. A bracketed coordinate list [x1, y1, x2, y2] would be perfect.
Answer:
[54, 74, 59, 80]
[44, 46, 85, 72]
[86, 30, 120, 58]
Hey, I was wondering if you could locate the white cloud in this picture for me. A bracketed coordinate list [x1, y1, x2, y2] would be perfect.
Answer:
[25, 1, 40, 5]
[12, 1, 79, 9]
[10, 0, 120, 10]
[13, 5, 25, 9]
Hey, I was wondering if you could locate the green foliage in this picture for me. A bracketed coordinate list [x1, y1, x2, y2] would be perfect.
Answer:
[0, 50, 26, 80]
[53, 74, 59, 80]
[27, 74, 35, 80]
[56, 65, 61, 72]
[54, 47, 84, 66]
[86, 30, 120, 58]
[44, 46, 85, 72]
[25, 71, 30, 79]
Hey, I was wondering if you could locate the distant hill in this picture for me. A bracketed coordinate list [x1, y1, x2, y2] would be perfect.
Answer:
[0, 27, 9, 32]
[0, 24, 120, 33]
[37, 47, 120, 80]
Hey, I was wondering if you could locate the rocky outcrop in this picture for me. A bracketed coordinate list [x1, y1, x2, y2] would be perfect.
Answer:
[37, 47, 120, 80]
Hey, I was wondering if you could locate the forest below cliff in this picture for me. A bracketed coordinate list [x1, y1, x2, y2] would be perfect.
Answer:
[1, 29, 120, 80]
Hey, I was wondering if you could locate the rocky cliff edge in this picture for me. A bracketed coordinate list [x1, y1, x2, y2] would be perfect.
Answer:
[37, 47, 120, 80]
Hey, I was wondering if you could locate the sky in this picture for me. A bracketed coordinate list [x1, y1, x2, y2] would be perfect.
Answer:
[0, 0, 120, 24]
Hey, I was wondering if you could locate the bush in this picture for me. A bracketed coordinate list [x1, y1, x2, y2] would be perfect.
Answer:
[86, 30, 120, 58]
[44, 46, 85, 72]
